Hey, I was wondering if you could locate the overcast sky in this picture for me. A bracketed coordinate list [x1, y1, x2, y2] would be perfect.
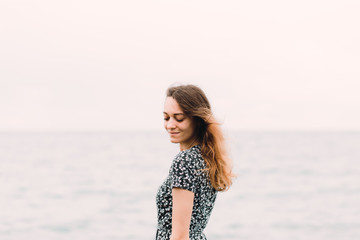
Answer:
[1, 0, 359, 131]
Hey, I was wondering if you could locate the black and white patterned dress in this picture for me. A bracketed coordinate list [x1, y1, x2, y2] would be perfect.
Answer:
[156, 145, 217, 240]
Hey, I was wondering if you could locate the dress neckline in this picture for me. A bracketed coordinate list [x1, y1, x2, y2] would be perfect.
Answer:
[180, 144, 200, 153]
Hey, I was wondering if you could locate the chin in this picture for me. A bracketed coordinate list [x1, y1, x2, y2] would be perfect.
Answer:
[169, 137, 179, 143]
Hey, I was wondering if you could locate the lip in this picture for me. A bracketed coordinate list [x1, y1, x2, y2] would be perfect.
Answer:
[169, 132, 180, 136]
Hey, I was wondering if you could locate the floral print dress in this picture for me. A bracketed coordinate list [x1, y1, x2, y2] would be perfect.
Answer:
[156, 145, 217, 240]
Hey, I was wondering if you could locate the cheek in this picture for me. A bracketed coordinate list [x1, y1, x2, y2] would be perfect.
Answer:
[188, 122, 196, 135]
[183, 122, 193, 134]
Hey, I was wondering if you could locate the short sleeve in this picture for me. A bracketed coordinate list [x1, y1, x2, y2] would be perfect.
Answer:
[170, 152, 197, 192]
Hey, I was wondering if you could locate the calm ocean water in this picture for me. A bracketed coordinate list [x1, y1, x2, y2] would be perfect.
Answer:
[0, 131, 359, 240]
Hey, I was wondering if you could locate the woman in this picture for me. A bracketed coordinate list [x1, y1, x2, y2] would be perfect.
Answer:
[156, 84, 234, 240]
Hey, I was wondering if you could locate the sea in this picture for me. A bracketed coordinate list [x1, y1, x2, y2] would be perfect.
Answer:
[0, 131, 359, 240]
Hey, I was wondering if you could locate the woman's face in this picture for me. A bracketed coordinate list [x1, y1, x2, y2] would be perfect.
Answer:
[163, 97, 197, 150]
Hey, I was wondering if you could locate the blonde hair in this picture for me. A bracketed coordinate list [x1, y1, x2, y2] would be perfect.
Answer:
[166, 84, 234, 191]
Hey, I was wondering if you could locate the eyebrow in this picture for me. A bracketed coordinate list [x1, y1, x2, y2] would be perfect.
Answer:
[163, 112, 185, 116]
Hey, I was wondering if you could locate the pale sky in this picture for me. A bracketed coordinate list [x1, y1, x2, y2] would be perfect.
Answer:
[1, 0, 359, 131]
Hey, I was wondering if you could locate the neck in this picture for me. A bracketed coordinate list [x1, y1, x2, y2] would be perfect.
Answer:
[180, 138, 199, 151]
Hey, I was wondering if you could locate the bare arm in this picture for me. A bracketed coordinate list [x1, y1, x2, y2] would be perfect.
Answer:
[170, 187, 195, 240]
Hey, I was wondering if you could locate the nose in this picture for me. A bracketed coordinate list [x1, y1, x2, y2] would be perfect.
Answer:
[166, 117, 176, 130]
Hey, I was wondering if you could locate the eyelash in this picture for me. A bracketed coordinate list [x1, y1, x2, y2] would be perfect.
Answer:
[164, 117, 184, 122]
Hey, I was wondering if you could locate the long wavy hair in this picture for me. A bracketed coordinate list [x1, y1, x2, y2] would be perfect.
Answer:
[166, 84, 234, 191]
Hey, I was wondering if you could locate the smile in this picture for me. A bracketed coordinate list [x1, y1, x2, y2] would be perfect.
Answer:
[169, 132, 180, 136]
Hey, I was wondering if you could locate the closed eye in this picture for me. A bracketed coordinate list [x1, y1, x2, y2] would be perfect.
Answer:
[174, 115, 185, 122]
[163, 117, 184, 122]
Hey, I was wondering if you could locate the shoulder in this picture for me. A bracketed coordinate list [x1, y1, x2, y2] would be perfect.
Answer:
[173, 145, 205, 170]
